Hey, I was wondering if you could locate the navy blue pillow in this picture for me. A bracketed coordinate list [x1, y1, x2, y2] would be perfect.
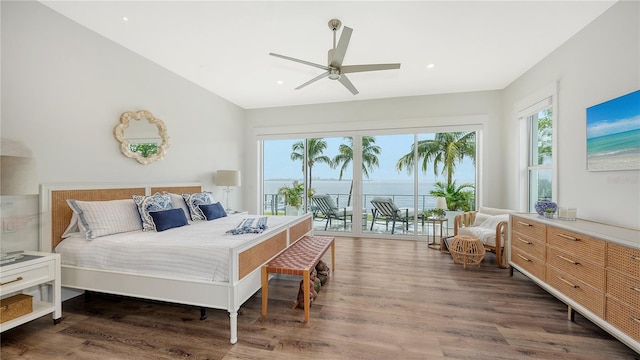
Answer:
[149, 208, 189, 232]
[199, 203, 227, 221]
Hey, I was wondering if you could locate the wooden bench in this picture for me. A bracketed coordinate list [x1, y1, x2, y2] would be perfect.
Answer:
[261, 235, 335, 322]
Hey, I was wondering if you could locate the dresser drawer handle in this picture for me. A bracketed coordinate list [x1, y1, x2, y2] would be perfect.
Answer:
[556, 255, 579, 265]
[631, 317, 640, 325]
[517, 221, 532, 227]
[557, 233, 578, 241]
[517, 253, 532, 262]
[557, 276, 578, 288]
[0, 276, 24, 286]
[517, 237, 532, 245]
[630, 286, 640, 293]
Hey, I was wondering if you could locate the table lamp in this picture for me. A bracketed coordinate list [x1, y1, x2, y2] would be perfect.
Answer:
[216, 170, 241, 211]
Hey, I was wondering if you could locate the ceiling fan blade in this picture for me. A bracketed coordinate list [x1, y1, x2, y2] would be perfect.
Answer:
[295, 71, 330, 90]
[269, 53, 329, 71]
[340, 63, 401, 74]
[330, 26, 352, 68]
[338, 74, 359, 95]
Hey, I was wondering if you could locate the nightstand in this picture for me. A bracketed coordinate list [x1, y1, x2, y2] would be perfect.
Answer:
[0, 251, 61, 332]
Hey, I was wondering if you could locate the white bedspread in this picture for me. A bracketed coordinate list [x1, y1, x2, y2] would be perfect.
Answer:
[55, 215, 299, 282]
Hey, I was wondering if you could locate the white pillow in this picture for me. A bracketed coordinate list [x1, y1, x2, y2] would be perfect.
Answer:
[61, 212, 79, 238]
[479, 214, 510, 230]
[472, 213, 492, 227]
[166, 193, 192, 223]
[67, 199, 143, 240]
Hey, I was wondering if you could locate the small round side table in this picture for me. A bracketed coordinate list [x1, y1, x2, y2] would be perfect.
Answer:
[449, 235, 486, 268]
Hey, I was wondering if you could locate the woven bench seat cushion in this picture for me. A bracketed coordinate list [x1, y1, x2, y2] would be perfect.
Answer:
[265, 236, 333, 275]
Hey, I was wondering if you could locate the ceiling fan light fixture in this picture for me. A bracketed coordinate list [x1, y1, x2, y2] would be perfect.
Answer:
[269, 19, 400, 95]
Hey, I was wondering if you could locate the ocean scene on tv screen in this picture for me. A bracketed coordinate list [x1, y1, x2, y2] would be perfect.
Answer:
[586, 89, 640, 171]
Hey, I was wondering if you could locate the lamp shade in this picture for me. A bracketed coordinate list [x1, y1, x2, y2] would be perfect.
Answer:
[435, 196, 448, 210]
[216, 170, 241, 187]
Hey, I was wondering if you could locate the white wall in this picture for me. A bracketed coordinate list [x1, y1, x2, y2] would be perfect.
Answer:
[3, 0, 638, 251]
[502, 0, 640, 229]
[1, 1, 246, 250]
[1, 1, 245, 196]
[245, 91, 505, 214]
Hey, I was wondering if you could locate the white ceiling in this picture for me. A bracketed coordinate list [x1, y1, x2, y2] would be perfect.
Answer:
[40, 1, 616, 109]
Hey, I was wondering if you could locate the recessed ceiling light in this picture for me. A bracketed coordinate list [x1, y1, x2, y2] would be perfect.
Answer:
[121, 16, 129, 22]
[276, 80, 284, 85]
[427, 63, 435, 69]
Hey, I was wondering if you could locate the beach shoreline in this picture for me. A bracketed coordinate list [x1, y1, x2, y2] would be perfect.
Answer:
[588, 152, 640, 171]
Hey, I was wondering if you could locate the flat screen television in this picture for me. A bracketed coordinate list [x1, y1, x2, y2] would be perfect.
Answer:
[586, 89, 640, 171]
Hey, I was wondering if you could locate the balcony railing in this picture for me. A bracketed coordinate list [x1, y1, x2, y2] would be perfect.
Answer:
[263, 193, 440, 216]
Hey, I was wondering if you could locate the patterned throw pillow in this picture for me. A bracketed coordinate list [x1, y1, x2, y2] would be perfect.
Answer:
[182, 192, 214, 221]
[133, 193, 173, 231]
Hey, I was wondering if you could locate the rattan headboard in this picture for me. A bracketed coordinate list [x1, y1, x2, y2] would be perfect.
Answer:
[46, 184, 202, 251]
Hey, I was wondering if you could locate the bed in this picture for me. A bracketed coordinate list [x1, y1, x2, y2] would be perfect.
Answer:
[39, 183, 313, 344]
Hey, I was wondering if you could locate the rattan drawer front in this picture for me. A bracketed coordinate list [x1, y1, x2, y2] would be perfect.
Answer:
[546, 265, 604, 318]
[511, 246, 545, 280]
[606, 296, 640, 342]
[608, 243, 640, 278]
[547, 246, 605, 291]
[547, 227, 606, 266]
[607, 269, 640, 309]
[511, 216, 546, 241]
[512, 231, 546, 261]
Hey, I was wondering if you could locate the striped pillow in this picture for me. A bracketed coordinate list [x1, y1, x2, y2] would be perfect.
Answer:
[67, 199, 142, 240]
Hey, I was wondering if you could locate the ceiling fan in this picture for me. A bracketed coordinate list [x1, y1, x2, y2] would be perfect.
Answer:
[269, 19, 401, 95]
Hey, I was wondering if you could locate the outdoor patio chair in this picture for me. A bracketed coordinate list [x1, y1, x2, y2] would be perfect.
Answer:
[311, 194, 353, 230]
[370, 197, 417, 234]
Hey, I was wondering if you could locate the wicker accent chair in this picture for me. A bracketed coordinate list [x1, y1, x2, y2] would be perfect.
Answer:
[370, 197, 417, 234]
[311, 194, 353, 230]
[453, 207, 513, 268]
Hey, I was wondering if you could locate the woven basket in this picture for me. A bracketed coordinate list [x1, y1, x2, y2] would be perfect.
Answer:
[0, 294, 33, 323]
[449, 235, 486, 268]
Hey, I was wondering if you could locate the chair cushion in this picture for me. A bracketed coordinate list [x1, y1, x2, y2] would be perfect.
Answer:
[395, 208, 415, 218]
[458, 214, 509, 246]
[458, 227, 499, 247]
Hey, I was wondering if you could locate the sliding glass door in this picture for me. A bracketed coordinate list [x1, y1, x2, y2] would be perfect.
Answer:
[261, 129, 477, 239]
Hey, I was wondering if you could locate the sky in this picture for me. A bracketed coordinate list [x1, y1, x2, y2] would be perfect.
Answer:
[263, 134, 476, 182]
[586, 89, 640, 139]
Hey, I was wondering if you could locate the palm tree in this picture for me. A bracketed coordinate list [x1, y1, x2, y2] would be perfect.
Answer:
[291, 138, 334, 192]
[333, 136, 381, 206]
[396, 132, 476, 186]
[429, 181, 475, 211]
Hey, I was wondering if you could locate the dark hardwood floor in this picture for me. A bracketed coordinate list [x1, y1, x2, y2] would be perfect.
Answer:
[1, 237, 638, 359]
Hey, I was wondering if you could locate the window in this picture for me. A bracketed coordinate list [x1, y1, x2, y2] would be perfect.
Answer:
[261, 129, 477, 238]
[519, 96, 554, 213]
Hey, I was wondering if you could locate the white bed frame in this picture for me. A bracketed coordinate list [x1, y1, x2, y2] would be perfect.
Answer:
[39, 183, 313, 344]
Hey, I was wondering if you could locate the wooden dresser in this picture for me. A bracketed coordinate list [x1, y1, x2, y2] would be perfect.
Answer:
[509, 214, 639, 354]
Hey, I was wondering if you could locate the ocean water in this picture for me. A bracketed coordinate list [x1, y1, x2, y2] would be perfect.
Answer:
[587, 128, 640, 157]
[264, 179, 474, 210]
